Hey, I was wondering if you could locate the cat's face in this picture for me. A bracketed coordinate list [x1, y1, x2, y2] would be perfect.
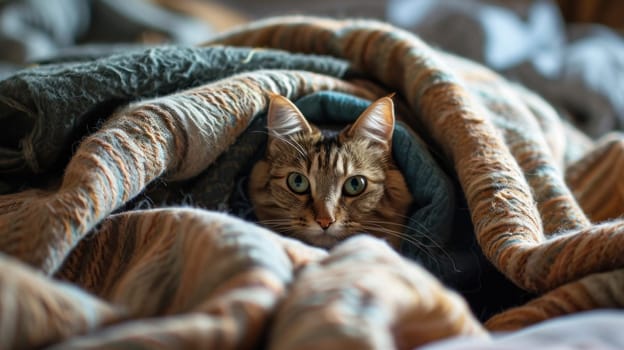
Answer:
[249, 94, 413, 249]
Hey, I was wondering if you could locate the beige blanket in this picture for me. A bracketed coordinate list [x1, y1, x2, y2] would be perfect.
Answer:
[1, 16, 623, 349]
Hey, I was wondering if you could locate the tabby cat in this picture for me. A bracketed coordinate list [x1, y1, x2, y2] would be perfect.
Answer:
[248, 94, 413, 249]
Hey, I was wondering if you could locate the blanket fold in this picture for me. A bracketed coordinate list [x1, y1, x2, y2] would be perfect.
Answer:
[0, 46, 350, 179]
[0, 14, 623, 350]
[208, 15, 624, 296]
[0, 68, 374, 273]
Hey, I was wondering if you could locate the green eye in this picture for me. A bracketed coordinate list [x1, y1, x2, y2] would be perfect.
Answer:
[343, 175, 367, 196]
[287, 172, 310, 194]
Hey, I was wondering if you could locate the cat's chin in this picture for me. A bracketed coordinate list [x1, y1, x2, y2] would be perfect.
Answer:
[301, 235, 341, 249]
[298, 226, 349, 249]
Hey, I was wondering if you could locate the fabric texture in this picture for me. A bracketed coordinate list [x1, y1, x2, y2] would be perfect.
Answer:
[0, 15, 623, 350]
[224, 0, 624, 137]
[173, 91, 457, 261]
[0, 46, 349, 180]
[387, 0, 624, 137]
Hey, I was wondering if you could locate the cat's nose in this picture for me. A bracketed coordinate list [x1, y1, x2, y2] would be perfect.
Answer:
[316, 217, 335, 229]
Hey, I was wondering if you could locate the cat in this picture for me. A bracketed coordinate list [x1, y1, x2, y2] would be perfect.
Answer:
[248, 94, 413, 249]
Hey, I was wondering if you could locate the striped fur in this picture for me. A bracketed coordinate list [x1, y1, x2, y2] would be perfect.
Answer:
[1, 15, 623, 348]
[0, 63, 483, 347]
[249, 95, 413, 249]
[208, 16, 624, 327]
[0, 70, 375, 273]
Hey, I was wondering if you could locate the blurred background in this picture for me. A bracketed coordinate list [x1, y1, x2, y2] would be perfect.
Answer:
[1, 0, 623, 136]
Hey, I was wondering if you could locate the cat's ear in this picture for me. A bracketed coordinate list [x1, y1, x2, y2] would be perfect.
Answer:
[342, 96, 395, 150]
[266, 94, 313, 139]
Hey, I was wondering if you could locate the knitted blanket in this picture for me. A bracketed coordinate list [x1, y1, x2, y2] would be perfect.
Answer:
[1, 16, 623, 349]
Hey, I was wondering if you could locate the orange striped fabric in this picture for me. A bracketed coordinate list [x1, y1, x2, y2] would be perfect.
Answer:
[0, 66, 485, 348]
[207, 16, 624, 328]
[0, 15, 623, 349]
[0, 70, 375, 273]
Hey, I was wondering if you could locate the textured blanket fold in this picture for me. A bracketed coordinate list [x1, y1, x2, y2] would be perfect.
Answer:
[0, 15, 623, 350]
[184, 90, 457, 260]
[0, 46, 349, 179]
[208, 15, 624, 327]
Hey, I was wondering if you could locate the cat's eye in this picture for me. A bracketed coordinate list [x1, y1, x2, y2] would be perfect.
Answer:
[343, 175, 367, 196]
[287, 172, 310, 194]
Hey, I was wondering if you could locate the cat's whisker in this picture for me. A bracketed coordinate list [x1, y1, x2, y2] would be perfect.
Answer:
[363, 221, 450, 255]
[257, 220, 309, 240]
[251, 129, 308, 160]
[257, 219, 295, 224]
[359, 219, 435, 241]
[360, 220, 458, 272]
[262, 131, 308, 160]
[369, 212, 436, 235]
[277, 136, 308, 160]
[360, 219, 426, 234]
[261, 223, 296, 231]
[379, 212, 446, 245]
[267, 226, 299, 238]
[360, 223, 439, 263]
[359, 222, 431, 251]
[362, 215, 452, 255]
[249, 95, 421, 267]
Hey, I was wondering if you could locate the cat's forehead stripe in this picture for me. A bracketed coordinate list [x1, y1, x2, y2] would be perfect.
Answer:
[309, 155, 319, 174]
[307, 140, 348, 177]
[335, 152, 345, 174]
[306, 155, 314, 174]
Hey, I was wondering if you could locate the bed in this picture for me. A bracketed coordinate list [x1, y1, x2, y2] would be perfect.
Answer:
[1, 0, 624, 349]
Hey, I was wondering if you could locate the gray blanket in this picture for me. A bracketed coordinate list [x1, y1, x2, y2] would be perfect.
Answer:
[0, 46, 349, 182]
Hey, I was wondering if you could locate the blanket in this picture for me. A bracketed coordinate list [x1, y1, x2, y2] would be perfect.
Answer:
[224, 0, 624, 138]
[1, 15, 624, 349]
